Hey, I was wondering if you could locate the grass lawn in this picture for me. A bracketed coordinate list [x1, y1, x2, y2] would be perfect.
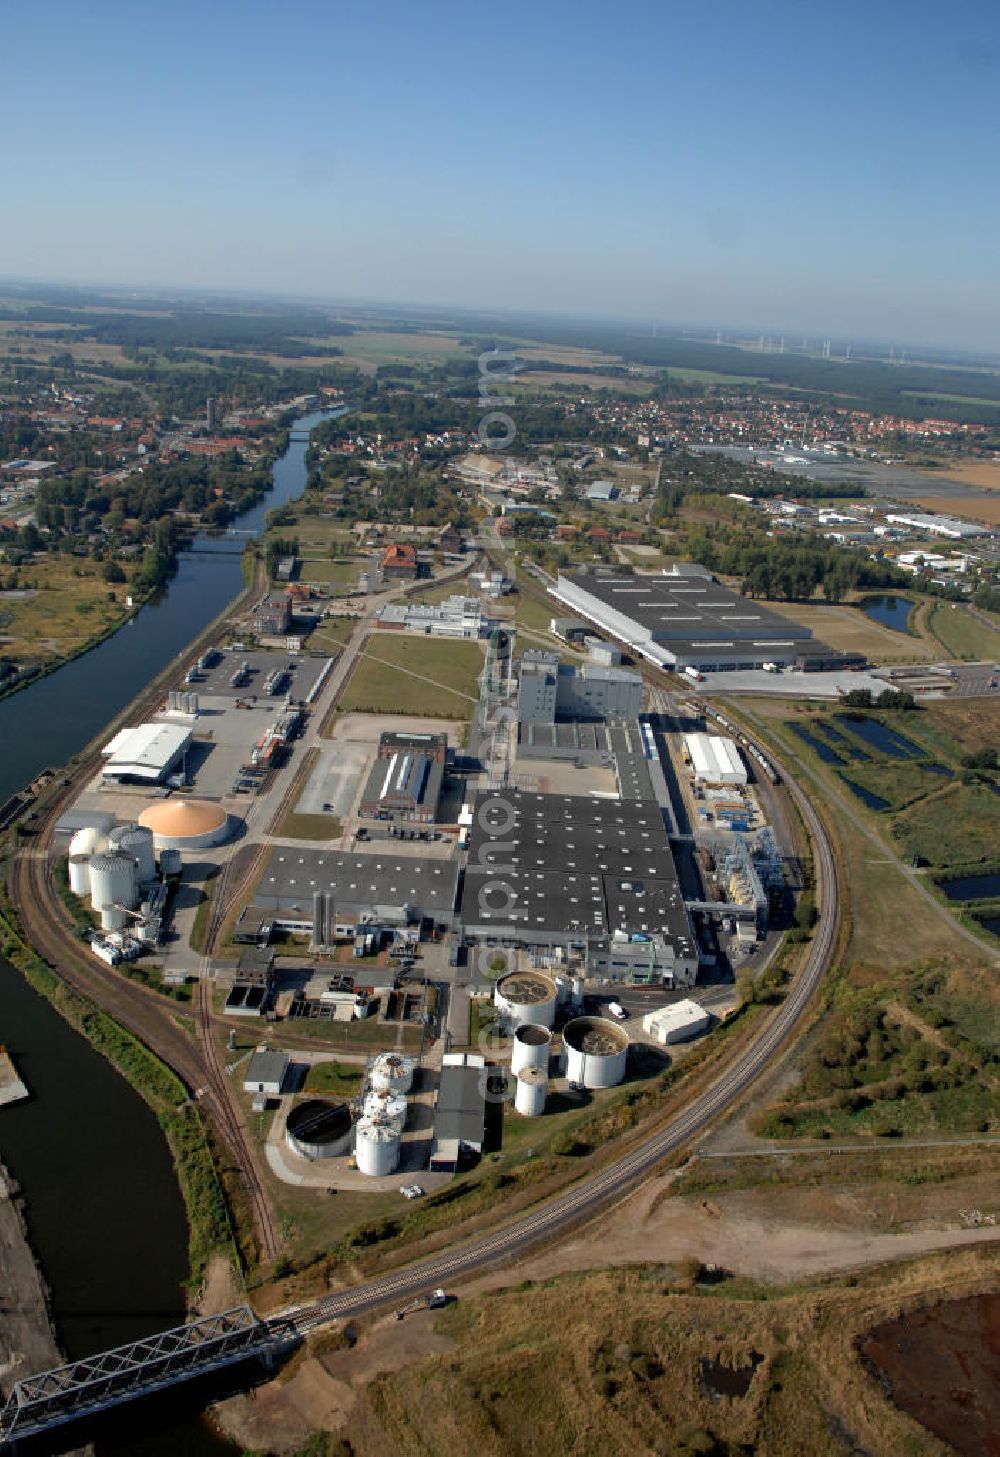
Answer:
[512, 588, 557, 631]
[339, 634, 483, 717]
[276, 810, 340, 840]
[892, 782, 1000, 867]
[927, 600, 1000, 660]
[296, 558, 364, 587]
[919, 698, 1000, 757]
[764, 599, 934, 661]
[301, 1060, 363, 1097]
[406, 577, 471, 606]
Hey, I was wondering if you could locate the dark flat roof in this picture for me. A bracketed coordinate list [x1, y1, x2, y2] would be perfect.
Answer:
[434, 1064, 486, 1146]
[562, 570, 814, 644]
[257, 848, 459, 913]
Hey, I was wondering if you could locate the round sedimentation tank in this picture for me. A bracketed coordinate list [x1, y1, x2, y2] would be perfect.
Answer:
[88, 851, 138, 912]
[285, 1100, 353, 1161]
[138, 799, 231, 852]
[355, 1117, 400, 1177]
[100, 904, 128, 932]
[510, 1023, 552, 1075]
[371, 1052, 414, 1096]
[69, 826, 106, 858]
[109, 824, 157, 883]
[495, 971, 558, 1029]
[514, 1066, 547, 1117]
[68, 854, 91, 897]
[562, 1016, 629, 1090]
[363, 1090, 407, 1135]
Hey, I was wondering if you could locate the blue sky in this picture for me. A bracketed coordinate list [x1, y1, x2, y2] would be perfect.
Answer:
[3, 0, 999, 348]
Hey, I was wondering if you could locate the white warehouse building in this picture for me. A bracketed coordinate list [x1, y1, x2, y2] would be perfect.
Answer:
[683, 733, 747, 787]
[642, 999, 710, 1046]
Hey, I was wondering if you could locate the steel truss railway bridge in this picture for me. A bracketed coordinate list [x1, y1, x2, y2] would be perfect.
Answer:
[0, 1306, 293, 1449]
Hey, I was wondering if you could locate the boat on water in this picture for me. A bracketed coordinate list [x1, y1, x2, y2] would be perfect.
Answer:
[0, 1045, 29, 1106]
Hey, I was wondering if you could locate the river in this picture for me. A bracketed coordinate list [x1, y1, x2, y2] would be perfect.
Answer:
[0, 407, 341, 1454]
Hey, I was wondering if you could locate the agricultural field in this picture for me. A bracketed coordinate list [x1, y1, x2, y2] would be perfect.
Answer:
[336, 330, 474, 374]
[912, 492, 1000, 524]
[514, 370, 656, 395]
[923, 458, 1000, 490]
[926, 600, 1000, 660]
[337, 634, 483, 718]
[0, 557, 131, 667]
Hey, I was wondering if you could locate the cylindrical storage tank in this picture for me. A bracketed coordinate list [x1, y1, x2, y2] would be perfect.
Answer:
[100, 904, 128, 932]
[68, 855, 91, 897]
[88, 851, 138, 911]
[510, 1024, 552, 1075]
[495, 971, 558, 1030]
[355, 1117, 400, 1176]
[571, 976, 586, 1009]
[514, 1066, 547, 1117]
[158, 848, 182, 877]
[363, 1091, 407, 1135]
[69, 826, 106, 859]
[562, 1016, 629, 1090]
[138, 799, 231, 852]
[371, 1053, 414, 1096]
[285, 1099, 354, 1161]
[110, 825, 156, 884]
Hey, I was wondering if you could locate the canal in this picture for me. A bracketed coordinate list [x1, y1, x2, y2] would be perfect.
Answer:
[0, 407, 340, 1454]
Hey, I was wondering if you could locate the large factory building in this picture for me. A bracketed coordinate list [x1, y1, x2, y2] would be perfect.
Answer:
[552, 565, 861, 673]
[516, 650, 643, 723]
[459, 790, 697, 987]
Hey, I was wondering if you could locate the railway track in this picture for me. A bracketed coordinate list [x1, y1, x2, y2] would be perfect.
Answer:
[286, 716, 840, 1331]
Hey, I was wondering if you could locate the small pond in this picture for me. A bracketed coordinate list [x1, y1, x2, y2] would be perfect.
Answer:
[938, 871, 1000, 903]
[787, 722, 843, 764]
[834, 713, 924, 759]
[815, 720, 871, 761]
[860, 594, 915, 632]
[976, 914, 1000, 940]
[700, 1351, 764, 1400]
[839, 776, 891, 812]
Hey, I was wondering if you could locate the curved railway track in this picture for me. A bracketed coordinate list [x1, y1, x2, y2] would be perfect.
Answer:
[288, 720, 840, 1330]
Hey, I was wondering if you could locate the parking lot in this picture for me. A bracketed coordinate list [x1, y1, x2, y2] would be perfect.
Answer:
[181, 647, 330, 702]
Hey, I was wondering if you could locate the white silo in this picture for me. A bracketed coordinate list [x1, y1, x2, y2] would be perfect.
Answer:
[495, 972, 558, 1030]
[69, 826, 106, 859]
[514, 1066, 547, 1117]
[371, 1053, 414, 1096]
[562, 1017, 629, 1090]
[355, 1117, 400, 1176]
[571, 976, 586, 1010]
[88, 851, 138, 913]
[100, 904, 128, 932]
[109, 824, 156, 884]
[68, 855, 92, 897]
[363, 1091, 407, 1135]
[510, 1024, 552, 1076]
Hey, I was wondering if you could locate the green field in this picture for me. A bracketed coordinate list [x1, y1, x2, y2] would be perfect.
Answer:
[337, 634, 483, 717]
[296, 558, 364, 587]
[893, 782, 1000, 867]
[927, 600, 1000, 660]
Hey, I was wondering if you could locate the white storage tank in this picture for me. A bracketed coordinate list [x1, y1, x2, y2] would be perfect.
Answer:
[363, 1091, 407, 1135]
[109, 824, 156, 883]
[355, 1117, 400, 1176]
[562, 1016, 629, 1090]
[68, 855, 91, 897]
[510, 1023, 552, 1075]
[88, 851, 138, 912]
[69, 826, 106, 859]
[100, 904, 128, 932]
[514, 1066, 547, 1117]
[571, 976, 586, 1009]
[371, 1053, 415, 1096]
[495, 971, 558, 1030]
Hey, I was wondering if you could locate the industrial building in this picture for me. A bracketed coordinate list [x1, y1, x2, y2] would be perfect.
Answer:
[101, 722, 192, 784]
[430, 1053, 488, 1171]
[682, 733, 748, 787]
[516, 650, 643, 723]
[254, 847, 459, 930]
[377, 595, 492, 638]
[642, 999, 710, 1045]
[885, 511, 986, 540]
[253, 593, 293, 636]
[459, 790, 698, 986]
[552, 566, 861, 673]
[358, 746, 444, 824]
[242, 1047, 290, 1098]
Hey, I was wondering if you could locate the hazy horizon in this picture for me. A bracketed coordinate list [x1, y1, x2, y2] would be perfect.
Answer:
[4, 0, 999, 352]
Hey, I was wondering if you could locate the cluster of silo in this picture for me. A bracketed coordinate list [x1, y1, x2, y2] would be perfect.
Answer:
[67, 821, 159, 931]
[166, 690, 200, 715]
[493, 973, 559, 1118]
[355, 1052, 416, 1175]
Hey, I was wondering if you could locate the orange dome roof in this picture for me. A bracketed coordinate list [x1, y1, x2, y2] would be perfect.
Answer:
[139, 799, 228, 838]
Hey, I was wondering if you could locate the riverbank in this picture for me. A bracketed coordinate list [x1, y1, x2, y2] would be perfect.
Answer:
[0, 1161, 62, 1384]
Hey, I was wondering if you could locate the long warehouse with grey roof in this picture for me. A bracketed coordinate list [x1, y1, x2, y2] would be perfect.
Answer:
[553, 566, 863, 672]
